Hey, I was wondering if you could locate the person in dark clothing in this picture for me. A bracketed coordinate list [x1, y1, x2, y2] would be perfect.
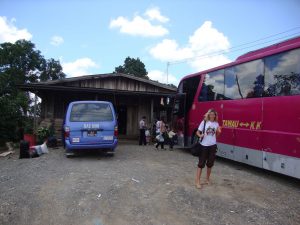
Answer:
[139, 116, 147, 145]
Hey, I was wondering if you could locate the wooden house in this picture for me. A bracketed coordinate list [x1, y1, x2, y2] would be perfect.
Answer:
[19, 73, 177, 139]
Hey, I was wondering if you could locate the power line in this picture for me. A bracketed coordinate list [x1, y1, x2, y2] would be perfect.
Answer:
[167, 27, 300, 65]
[169, 31, 300, 65]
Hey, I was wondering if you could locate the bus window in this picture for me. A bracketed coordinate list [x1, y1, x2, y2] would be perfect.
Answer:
[235, 59, 264, 98]
[224, 60, 264, 99]
[198, 69, 225, 101]
[264, 48, 300, 96]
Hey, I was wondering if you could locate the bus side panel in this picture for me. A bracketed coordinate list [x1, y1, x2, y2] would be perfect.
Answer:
[221, 99, 263, 168]
[262, 96, 300, 178]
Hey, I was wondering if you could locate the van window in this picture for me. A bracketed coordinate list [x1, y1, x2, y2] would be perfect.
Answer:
[70, 103, 113, 122]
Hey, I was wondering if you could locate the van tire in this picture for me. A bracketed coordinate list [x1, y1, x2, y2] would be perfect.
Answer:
[65, 152, 74, 158]
[106, 152, 114, 157]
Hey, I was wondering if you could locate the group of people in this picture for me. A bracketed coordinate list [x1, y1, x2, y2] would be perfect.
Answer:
[138, 116, 176, 150]
[139, 108, 222, 190]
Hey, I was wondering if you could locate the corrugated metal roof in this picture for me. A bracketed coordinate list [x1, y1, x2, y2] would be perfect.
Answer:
[18, 83, 176, 97]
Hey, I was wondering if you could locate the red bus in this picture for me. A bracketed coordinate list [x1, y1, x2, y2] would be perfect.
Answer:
[173, 36, 300, 179]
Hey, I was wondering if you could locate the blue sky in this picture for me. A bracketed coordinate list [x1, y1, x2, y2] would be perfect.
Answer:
[0, 0, 300, 85]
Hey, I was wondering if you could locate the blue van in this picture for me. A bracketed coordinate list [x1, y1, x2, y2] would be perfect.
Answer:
[63, 101, 118, 157]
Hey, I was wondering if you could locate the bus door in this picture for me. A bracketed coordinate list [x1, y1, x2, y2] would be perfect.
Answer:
[172, 93, 186, 147]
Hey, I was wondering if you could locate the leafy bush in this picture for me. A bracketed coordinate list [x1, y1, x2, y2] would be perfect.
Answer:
[35, 127, 50, 144]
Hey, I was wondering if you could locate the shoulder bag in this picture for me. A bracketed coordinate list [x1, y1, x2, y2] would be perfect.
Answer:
[191, 120, 206, 157]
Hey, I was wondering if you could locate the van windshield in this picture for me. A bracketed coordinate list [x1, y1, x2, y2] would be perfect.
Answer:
[70, 103, 113, 122]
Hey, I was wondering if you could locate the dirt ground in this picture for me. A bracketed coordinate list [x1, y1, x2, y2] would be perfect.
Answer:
[0, 141, 299, 225]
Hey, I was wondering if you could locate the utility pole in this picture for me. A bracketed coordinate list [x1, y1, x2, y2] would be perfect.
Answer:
[166, 62, 170, 84]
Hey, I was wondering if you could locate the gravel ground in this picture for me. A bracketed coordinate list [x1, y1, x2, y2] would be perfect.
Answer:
[0, 141, 299, 225]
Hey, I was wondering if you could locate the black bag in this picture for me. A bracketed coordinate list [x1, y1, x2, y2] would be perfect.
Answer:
[191, 143, 202, 157]
[19, 140, 30, 159]
[191, 120, 206, 157]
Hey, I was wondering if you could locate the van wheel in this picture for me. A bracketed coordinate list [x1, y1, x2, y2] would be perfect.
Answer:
[106, 152, 114, 157]
[65, 152, 74, 158]
[106, 149, 115, 157]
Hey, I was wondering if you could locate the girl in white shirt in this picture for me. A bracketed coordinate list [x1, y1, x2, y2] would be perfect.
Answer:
[195, 109, 222, 189]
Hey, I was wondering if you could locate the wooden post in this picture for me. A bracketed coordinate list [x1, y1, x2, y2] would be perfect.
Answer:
[33, 92, 38, 133]
[150, 98, 154, 127]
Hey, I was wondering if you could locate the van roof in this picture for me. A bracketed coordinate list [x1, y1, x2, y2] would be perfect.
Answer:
[70, 101, 112, 104]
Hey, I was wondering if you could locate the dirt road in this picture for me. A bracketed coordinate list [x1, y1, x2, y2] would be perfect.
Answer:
[0, 142, 299, 225]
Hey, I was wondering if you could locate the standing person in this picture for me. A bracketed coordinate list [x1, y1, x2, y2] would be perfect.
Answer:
[195, 109, 222, 189]
[168, 127, 176, 150]
[139, 116, 147, 146]
[155, 117, 166, 150]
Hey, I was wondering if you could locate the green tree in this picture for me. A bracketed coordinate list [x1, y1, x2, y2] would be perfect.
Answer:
[40, 58, 65, 81]
[0, 39, 65, 144]
[114, 57, 149, 79]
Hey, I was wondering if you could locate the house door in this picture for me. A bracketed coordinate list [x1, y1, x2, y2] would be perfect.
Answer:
[117, 106, 127, 135]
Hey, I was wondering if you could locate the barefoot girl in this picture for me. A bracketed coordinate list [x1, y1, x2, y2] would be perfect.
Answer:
[195, 109, 222, 189]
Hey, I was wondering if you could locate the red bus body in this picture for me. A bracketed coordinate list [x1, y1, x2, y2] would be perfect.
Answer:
[176, 36, 300, 179]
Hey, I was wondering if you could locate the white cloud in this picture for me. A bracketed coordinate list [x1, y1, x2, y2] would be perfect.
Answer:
[148, 70, 179, 85]
[149, 21, 231, 71]
[62, 58, 99, 77]
[189, 21, 230, 53]
[109, 8, 169, 37]
[190, 54, 231, 72]
[50, 35, 64, 46]
[149, 39, 193, 61]
[0, 16, 32, 43]
[145, 7, 169, 23]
